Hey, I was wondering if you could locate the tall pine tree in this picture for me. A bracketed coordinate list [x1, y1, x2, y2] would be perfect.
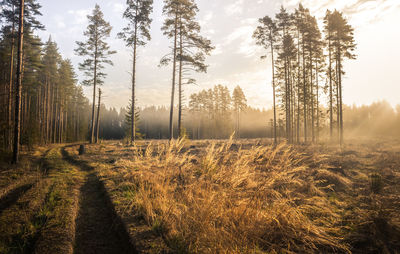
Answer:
[75, 4, 116, 144]
[118, 0, 153, 145]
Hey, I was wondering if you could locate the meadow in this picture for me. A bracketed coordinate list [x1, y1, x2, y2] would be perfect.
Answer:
[1, 138, 400, 253]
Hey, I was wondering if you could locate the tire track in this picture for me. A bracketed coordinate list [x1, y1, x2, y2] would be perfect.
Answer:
[62, 147, 136, 254]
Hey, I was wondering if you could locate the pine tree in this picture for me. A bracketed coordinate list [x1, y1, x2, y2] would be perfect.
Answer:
[1, 0, 43, 151]
[324, 10, 334, 141]
[175, 0, 212, 137]
[161, 0, 180, 140]
[118, 0, 153, 145]
[161, 0, 212, 139]
[41, 37, 60, 143]
[124, 99, 141, 140]
[232, 86, 247, 138]
[75, 4, 116, 144]
[253, 15, 278, 144]
[329, 10, 356, 145]
[11, 0, 24, 163]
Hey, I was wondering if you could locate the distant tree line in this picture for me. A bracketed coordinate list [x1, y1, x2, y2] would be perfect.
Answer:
[0, 0, 92, 162]
[135, 100, 400, 141]
[254, 4, 356, 145]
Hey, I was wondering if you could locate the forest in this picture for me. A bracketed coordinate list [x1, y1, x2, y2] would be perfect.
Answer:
[0, 0, 400, 253]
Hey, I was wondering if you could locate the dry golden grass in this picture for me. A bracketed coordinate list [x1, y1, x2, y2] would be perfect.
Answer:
[80, 137, 400, 253]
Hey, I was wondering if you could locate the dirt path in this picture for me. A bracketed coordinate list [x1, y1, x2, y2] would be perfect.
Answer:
[61, 147, 136, 254]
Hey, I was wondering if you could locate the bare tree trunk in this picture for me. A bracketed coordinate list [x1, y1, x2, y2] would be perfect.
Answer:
[75, 101, 79, 141]
[328, 35, 333, 141]
[297, 30, 301, 144]
[131, 13, 138, 145]
[284, 57, 289, 142]
[169, 13, 178, 140]
[316, 62, 320, 143]
[8, 9, 16, 151]
[46, 79, 50, 143]
[91, 40, 98, 144]
[270, 32, 277, 145]
[310, 54, 315, 143]
[338, 48, 344, 146]
[95, 88, 101, 144]
[336, 58, 340, 142]
[302, 36, 307, 143]
[178, 19, 183, 138]
[12, 0, 24, 164]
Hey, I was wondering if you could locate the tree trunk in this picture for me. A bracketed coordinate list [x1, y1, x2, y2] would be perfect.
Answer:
[310, 53, 315, 143]
[12, 0, 24, 164]
[131, 10, 138, 145]
[338, 48, 344, 146]
[302, 35, 307, 143]
[316, 61, 320, 143]
[8, 9, 16, 151]
[91, 37, 99, 144]
[284, 57, 289, 142]
[336, 58, 340, 142]
[328, 35, 333, 141]
[95, 88, 101, 144]
[296, 30, 301, 144]
[169, 13, 178, 140]
[178, 18, 183, 138]
[270, 33, 277, 145]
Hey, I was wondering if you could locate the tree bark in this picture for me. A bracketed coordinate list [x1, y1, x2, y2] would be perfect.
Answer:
[338, 48, 344, 146]
[328, 34, 333, 141]
[131, 8, 138, 145]
[270, 31, 277, 145]
[178, 18, 183, 138]
[169, 12, 178, 140]
[95, 88, 101, 144]
[8, 8, 16, 151]
[302, 35, 307, 143]
[91, 33, 99, 144]
[12, 0, 24, 164]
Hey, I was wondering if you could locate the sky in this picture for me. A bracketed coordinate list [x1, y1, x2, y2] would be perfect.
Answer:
[35, 0, 400, 110]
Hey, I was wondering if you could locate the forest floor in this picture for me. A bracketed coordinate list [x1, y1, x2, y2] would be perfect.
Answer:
[0, 138, 400, 253]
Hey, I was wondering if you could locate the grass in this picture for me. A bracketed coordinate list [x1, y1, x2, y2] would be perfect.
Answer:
[1, 138, 399, 253]
[0, 147, 84, 254]
[74, 137, 400, 253]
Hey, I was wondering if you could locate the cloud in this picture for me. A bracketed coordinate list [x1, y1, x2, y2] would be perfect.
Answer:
[281, 0, 400, 26]
[112, 3, 125, 13]
[54, 15, 66, 29]
[68, 9, 91, 25]
[225, 0, 244, 16]
[223, 19, 260, 58]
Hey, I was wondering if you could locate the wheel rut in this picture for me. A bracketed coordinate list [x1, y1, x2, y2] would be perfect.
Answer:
[0, 183, 33, 215]
[61, 147, 136, 254]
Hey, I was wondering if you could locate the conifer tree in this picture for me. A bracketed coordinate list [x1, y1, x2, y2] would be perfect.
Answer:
[330, 10, 356, 145]
[118, 0, 153, 145]
[1, 0, 43, 151]
[253, 15, 278, 144]
[324, 10, 334, 141]
[161, 0, 180, 140]
[175, 0, 212, 137]
[11, 0, 24, 163]
[75, 4, 116, 144]
[162, 0, 212, 138]
[232, 86, 247, 138]
[124, 99, 141, 140]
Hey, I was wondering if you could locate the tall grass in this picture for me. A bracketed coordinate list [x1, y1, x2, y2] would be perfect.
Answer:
[105, 138, 350, 253]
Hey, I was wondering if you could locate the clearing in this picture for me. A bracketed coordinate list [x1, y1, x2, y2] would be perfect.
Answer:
[1, 138, 400, 253]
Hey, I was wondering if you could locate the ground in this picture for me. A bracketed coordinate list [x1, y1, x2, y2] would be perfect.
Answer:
[0, 138, 400, 253]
